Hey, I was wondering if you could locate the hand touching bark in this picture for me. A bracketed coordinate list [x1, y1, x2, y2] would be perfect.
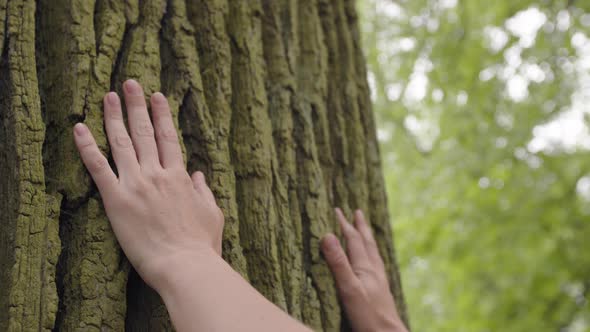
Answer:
[73, 80, 398, 332]
[73, 79, 223, 290]
[322, 209, 408, 332]
[74, 80, 313, 332]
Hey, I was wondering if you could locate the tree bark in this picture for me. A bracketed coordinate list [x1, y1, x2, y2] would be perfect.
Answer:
[0, 0, 407, 330]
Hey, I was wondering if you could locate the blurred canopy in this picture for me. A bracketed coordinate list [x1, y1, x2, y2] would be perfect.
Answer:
[358, 0, 590, 331]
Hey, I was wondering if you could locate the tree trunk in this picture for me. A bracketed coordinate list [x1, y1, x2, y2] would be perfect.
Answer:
[0, 0, 406, 330]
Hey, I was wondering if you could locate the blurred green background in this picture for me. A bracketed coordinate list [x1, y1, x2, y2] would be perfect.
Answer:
[357, 0, 590, 331]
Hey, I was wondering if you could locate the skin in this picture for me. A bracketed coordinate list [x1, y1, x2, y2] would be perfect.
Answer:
[73, 79, 407, 332]
[321, 209, 408, 332]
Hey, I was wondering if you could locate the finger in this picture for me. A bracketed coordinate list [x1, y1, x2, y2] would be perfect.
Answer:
[321, 234, 364, 302]
[335, 208, 372, 275]
[103, 92, 140, 175]
[151, 92, 183, 169]
[353, 209, 384, 267]
[191, 171, 216, 205]
[73, 123, 118, 193]
[123, 79, 160, 169]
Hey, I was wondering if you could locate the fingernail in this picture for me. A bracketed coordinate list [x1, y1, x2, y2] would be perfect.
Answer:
[106, 92, 120, 106]
[74, 123, 87, 136]
[152, 92, 167, 105]
[124, 79, 142, 96]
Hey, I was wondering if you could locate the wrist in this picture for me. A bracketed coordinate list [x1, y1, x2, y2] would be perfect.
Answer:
[140, 246, 221, 295]
[382, 318, 408, 332]
[372, 312, 407, 332]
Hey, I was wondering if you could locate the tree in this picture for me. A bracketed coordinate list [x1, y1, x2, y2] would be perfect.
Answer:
[0, 0, 406, 330]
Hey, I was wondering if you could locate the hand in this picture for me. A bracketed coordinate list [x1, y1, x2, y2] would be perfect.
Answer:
[321, 208, 408, 332]
[73, 79, 224, 290]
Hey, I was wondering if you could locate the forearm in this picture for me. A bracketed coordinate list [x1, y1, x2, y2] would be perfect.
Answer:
[155, 249, 311, 332]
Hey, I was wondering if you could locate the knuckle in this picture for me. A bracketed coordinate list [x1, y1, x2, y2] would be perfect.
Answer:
[152, 107, 171, 120]
[115, 135, 133, 148]
[350, 229, 361, 240]
[148, 169, 168, 185]
[157, 128, 178, 142]
[329, 250, 349, 268]
[89, 156, 109, 173]
[339, 279, 363, 298]
[106, 108, 124, 120]
[353, 264, 375, 278]
[134, 121, 155, 137]
[128, 178, 149, 193]
[78, 140, 95, 153]
[346, 229, 362, 243]
[169, 169, 192, 186]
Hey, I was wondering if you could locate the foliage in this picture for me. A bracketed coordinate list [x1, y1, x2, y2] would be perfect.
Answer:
[358, 0, 590, 331]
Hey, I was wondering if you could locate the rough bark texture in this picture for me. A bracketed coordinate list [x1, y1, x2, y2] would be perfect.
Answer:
[0, 0, 407, 330]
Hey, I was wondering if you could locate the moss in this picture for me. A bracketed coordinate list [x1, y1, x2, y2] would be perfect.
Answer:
[57, 198, 128, 331]
[41, 193, 63, 330]
[228, 0, 288, 311]
[0, 0, 406, 330]
[261, 0, 304, 321]
[0, 1, 61, 331]
[187, 0, 249, 276]
[37, 0, 99, 201]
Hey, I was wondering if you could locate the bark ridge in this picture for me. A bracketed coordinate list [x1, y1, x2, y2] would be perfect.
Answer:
[0, 0, 406, 330]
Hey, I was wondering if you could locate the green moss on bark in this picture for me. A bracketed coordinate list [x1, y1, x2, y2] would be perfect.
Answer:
[0, 0, 407, 330]
[187, 0, 249, 277]
[228, 0, 288, 311]
[261, 0, 305, 322]
[57, 199, 128, 331]
[0, 1, 60, 331]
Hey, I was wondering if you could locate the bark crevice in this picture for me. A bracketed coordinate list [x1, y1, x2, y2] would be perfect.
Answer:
[0, 0, 407, 330]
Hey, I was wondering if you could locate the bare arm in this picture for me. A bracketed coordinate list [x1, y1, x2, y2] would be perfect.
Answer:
[73, 79, 310, 332]
[154, 248, 307, 332]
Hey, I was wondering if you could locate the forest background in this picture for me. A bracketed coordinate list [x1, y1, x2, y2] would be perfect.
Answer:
[359, 0, 590, 331]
